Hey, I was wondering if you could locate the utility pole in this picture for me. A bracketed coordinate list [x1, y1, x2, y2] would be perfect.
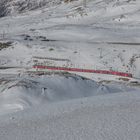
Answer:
[83, 0, 87, 8]
[2, 30, 5, 40]
[98, 48, 103, 59]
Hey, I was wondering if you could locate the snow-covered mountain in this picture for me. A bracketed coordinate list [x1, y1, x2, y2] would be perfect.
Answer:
[0, 1, 140, 139]
[0, 0, 140, 77]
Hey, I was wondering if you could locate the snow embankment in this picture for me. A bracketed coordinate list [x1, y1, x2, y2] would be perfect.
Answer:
[0, 73, 136, 116]
[0, 87, 140, 140]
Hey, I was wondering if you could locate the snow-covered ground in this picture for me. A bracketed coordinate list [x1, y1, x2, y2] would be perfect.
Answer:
[0, 80, 140, 140]
[0, 0, 140, 139]
[0, 0, 140, 77]
[1, 73, 139, 115]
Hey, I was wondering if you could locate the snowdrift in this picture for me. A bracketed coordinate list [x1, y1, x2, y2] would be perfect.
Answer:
[0, 74, 134, 115]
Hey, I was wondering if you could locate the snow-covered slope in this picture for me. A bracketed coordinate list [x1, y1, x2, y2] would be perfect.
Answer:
[0, 1, 140, 139]
[1, 90, 140, 140]
[1, 73, 136, 115]
[0, 0, 140, 77]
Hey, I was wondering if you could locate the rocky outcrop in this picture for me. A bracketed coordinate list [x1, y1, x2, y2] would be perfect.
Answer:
[0, 0, 61, 17]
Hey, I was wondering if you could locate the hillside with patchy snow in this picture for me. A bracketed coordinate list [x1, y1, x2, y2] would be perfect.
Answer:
[0, 0, 140, 77]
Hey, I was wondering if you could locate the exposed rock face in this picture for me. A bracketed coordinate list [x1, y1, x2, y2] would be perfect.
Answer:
[0, 0, 9, 17]
[0, 0, 61, 17]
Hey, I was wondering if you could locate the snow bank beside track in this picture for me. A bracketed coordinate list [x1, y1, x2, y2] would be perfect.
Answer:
[0, 73, 136, 116]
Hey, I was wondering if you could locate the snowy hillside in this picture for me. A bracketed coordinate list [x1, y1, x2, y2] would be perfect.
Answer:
[0, 0, 140, 139]
[1, 73, 137, 115]
[0, 0, 140, 77]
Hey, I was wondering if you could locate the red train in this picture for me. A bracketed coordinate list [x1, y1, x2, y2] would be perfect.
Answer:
[33, 65, 133, 78]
